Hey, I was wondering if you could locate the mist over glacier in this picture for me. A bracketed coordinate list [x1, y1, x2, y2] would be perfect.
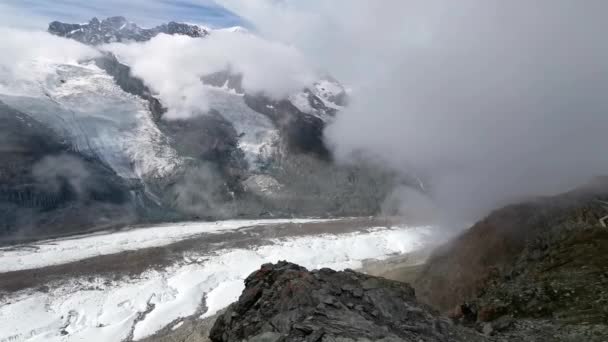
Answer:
[0, 27, 98, 92]
[103, 31, 318, 119]
[2, 1, 607, 223]
[221, 0, 608, 220]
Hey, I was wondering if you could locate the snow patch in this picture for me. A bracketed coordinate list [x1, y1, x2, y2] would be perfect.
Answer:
[205, 87, 280, 170]
[313, 79, 346, 109]
[288, 91, 314, 114]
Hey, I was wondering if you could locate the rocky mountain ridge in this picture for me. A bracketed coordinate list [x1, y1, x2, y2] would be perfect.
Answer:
[48, 16, 208, 45]
[210, 261, 485, 342]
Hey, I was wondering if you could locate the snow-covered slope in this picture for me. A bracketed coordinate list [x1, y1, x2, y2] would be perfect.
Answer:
[288, 78, 347, 122]
[205, 86, 279, 170]
[0, 222, 436, 342]
[0, 59, 181, 180]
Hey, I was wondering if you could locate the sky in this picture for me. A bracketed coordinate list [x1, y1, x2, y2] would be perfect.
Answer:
[0, 0, 246, 28]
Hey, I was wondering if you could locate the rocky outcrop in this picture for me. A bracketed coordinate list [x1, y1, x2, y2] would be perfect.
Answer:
[210, 261, 485, 342]
[48, 16, 207, 45]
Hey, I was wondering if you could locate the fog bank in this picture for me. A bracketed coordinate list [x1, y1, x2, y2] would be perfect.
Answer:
[223, 0, 608, 220]
[104, 31, 317, 120]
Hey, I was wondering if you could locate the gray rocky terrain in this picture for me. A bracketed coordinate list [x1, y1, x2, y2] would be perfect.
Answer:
[210, 261, 485, 342]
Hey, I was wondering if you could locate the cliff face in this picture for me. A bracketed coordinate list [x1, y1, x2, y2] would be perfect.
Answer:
[209, 261, 485, 342]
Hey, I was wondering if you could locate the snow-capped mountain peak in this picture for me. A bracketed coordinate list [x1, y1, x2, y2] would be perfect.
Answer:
[48, 16, 208, 45]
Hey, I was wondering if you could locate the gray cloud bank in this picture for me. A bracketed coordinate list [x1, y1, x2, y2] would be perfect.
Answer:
[103, 31, 317, 120]
[222, 0, 608, 220]
[2, 1, 607, 222]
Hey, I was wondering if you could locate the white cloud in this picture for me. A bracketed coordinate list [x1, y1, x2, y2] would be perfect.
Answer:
[217, 0, 438, 85]
[104, 31, 318, 119]
[220, 0, 608, 220]
[0, 27, 98, 93]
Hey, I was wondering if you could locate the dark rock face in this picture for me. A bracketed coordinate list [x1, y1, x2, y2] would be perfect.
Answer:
[159, 21, 208, 37]
[159, 110, 247, 203]
[244, 94, 330, 160]
[210, 262, 484, 342]
[48, 16, 207, 45]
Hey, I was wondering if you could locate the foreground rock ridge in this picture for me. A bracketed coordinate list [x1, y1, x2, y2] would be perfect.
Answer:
[209, 261, 484, 342]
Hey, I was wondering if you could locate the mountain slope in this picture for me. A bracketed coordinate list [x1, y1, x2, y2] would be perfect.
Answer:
[0, 17, 398, 239]
[412, 179, 608, 340]
[0, 100, 138, 239]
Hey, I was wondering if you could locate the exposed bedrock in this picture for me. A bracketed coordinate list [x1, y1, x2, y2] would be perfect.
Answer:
[210, 261, 485, 342]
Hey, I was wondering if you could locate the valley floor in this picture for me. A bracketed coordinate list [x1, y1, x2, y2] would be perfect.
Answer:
[0, 218, 440, 342]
